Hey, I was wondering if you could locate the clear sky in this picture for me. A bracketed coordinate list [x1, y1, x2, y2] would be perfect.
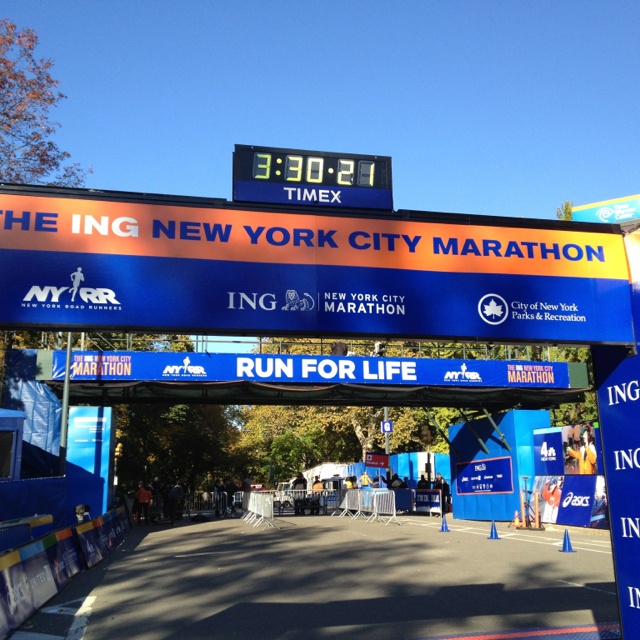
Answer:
[5, 2, 639, 221]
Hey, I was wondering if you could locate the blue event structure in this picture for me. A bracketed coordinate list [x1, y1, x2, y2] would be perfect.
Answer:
[447, 410, 548, 521]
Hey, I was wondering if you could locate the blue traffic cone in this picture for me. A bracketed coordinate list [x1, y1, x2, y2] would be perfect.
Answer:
[488, 521, 500, 540]
[560, 529, 575, 552]
[440, 515, 450, 533]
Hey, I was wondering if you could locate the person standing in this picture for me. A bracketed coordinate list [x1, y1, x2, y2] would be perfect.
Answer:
[434, 473, 451, 513]
[134, 481, 153, 525]
[241, 474, 252, 511]
[310, 475, 323, 515]
[292, 472, 307, 515]
[225, 478, 238, 515]
[214, 478, 226, 517]
[167, 478, 184, 526]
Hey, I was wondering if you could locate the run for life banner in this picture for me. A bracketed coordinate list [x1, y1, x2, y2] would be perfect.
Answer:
[50, 351, 573, 388]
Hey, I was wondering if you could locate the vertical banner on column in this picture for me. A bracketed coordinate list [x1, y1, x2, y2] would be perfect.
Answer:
[591, 228, 640, 637]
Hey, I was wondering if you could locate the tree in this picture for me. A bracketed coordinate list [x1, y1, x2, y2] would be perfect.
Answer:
[556, 200, 573, 221]
[0, 19, 89, 186]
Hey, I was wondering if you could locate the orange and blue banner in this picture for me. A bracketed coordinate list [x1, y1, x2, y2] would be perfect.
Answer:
[0, 192, 634, 343]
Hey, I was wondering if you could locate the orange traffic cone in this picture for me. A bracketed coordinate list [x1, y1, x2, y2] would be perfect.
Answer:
[510, 510, 521, 528]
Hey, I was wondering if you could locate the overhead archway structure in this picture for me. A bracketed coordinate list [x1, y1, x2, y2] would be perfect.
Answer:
[35, 348, 589, 410]
[1, 182, 640, 636]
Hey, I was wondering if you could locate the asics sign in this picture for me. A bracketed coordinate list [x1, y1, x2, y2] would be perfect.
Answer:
[562, 492, 591, 508]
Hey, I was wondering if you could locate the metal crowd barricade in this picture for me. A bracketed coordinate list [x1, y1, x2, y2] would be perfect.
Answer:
[332, 489, 401, 525]
[183, 491, 233, 517]
[242, 491, 280, 529]
[0, 514, 54, 553]
[368, 490, 402, 525]
[333, 489, 361, 518]
[0, 521, 31, 553]
[321, 489, 341, 513]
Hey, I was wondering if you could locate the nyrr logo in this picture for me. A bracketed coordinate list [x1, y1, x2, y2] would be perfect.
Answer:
[23, 285, 120, 305]
[162, 356, 207, 378]
[22, 267, 121, 307]
[561, 492, 591, 508]
[443, 362, 482, 383]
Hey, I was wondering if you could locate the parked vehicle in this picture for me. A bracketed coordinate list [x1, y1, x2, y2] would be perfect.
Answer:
[274, 482, 296, 509]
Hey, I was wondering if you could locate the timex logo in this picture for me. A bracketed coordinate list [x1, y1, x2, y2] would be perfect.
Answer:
[283, 187, 342, 204]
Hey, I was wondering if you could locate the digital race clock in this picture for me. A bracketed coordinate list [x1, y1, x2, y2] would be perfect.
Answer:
[233, 144, 393, 210]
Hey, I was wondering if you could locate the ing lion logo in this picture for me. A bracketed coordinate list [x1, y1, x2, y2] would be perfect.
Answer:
[281, 289, 315, 311]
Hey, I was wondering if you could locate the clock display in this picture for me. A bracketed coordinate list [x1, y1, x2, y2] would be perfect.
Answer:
[233, 145, 393, 210]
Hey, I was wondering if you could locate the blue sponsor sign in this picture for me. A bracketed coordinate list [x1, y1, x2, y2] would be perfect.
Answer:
[233, 180, 393, 210]
[415, 489, 441, 513]
[593, 345, 640, 636]
[590, 229, 640, 637]
[4, 250, 632, 343]
[456, 456, 514, 495]
[533, 428, 565, 476]
[556, 475, 597, 527]
[51, 352, 572, 388]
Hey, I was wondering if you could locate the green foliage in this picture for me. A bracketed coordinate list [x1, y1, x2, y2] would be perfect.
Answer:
[556, 200, 573, 221]
[116, 403, 238, 492]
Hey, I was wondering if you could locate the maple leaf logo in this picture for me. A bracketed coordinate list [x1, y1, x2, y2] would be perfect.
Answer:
[483, 298, 503, 319]
[477, 293, 509, 325]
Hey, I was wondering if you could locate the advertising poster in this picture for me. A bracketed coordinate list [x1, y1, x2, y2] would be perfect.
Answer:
[556, 475, 598, 527]
[572, 194, 640, 224]
[18, 540, 58, 610]
[533, 428, 564, 477]
[534, 475, 563, 524]
[534, 474, 607, 527]
[589, 476, 609, 530]
[455, 457, 514, 495]
[562, 422, 601, 475]
[0, 550, 34, 632]
[74, 521, 104, 569]
[43, 528, 83, 589]
[415, 489, 441, 514]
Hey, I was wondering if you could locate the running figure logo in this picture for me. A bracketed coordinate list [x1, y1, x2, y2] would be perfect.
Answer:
[70, 267, 84, 302]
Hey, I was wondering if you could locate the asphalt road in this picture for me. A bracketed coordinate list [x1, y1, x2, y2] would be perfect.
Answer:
[11, 514, 620, 640]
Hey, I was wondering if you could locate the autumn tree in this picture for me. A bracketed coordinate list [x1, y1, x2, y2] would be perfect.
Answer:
[0, 18, 89, 186]
[116, 403, 240, 492]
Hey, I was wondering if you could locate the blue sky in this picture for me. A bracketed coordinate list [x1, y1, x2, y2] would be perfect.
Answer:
[5, 2, 639, 221]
